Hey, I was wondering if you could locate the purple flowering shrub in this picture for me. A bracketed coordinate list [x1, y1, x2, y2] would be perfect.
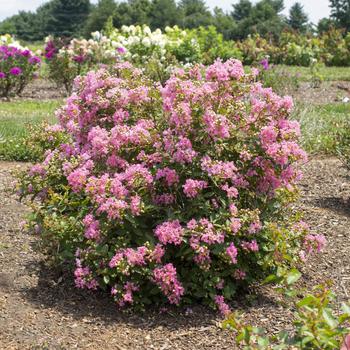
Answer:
[0, 45, 41, 98]
[17, 59, 318, 312]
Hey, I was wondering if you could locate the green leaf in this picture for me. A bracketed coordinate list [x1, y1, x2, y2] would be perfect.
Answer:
[285, 268, 301, 285]
[322, 308, 338, 328]
[257, 336, 270, 347]
[297, 295, 316, 308]
[263, 274, 281, 285]
[341, 302, 350, 315]
[103, 275, 110, 285]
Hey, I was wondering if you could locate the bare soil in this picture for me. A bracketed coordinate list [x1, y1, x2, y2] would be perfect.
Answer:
[0, 158, 349, 349]
[3, 77, 350, 105]
[291, 80, 350, 105]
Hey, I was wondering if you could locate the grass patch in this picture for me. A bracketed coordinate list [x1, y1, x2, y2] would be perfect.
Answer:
[0, 99, 61, 161]
[294, 102, 350, 154]
[280, 65, 350, 82]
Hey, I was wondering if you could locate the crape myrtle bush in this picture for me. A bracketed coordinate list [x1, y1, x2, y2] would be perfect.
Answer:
[0, 44, 41, 98]
[17, 59, 320, 312]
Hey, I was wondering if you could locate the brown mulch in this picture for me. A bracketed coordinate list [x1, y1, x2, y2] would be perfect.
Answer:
[291, 80, 350, 105]
[0, 79, 65, 102]
[3, 78, 350, 104]
[0, 158, 349, 349]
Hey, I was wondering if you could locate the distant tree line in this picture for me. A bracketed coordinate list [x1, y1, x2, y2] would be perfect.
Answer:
[0, 0, 349, 42]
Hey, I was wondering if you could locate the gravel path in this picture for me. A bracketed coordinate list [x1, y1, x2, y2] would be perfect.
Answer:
[0, 158, 349, 349]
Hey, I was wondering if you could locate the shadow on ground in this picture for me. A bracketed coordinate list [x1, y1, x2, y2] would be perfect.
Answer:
[311, 196, 350, 217]
[20, 259, 280, 331]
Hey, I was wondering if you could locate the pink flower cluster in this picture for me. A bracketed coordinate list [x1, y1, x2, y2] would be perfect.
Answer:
[154, 220, 184, 245]
[304, 234, 327, 254]
[183, 179, 208, 198]
[111, 282, 139, 307]
[153, 264, 184, 305]
[74, 259, 98, 290]
[83, 214, 100, 240]
[214, 295, 231, 316]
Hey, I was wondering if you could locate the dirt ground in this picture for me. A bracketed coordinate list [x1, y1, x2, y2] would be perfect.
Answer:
[2, 77, 350, 105]
[0, 158, 349, 349]
[291, 80, 350, 105]
[20, 78, 66, 100]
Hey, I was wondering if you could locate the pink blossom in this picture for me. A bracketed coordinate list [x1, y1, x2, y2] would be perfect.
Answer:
[221, 184, 238, 198]
[67, 167, 90, 192]
[130, 195, 142, 215]
[226, 243, 238, 264]
[234, 269, 246, 280]
[248, 220, 262, 234]
[153, 264, 184, 305]
[154, 220, 184, 245]
[124, 246, 148, 266]
[183, 179, 208, 198]
[241, 240, 259, 252]
[214, 295, 231, 316]
[83, 214, 100, 240]
[203, 110, 230, 139]
[109, 251, 124, 268]
[156, 167, 179, 186]
[150, 244, 165, 263]
[230, 218, 241, 234]
[304, 234, 326, 254]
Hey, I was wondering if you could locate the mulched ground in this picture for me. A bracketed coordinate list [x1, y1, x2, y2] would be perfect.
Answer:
[0, 157, 349, 349]
[16, 78, 66, 100]
[2, 77, 350, 105]
[0, 79, 66, 102]
[291, 80, 350, 105]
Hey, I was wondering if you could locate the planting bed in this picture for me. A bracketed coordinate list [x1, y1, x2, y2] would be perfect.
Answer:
[0, 157, 349, 349]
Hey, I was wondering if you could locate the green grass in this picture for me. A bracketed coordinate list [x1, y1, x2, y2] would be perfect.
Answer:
[280, 65, 350, 82]
[0, 99, 61, 160]
[294, 102, 350, 154]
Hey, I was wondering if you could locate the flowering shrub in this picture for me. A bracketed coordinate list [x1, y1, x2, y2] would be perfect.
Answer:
[108, 25, 198, 82]
[0, 44, 41, 98]
[109, 25, 242, 70]
[238, 29, 350, 67]
[44, 34, 118, 94]
[0, 34, 22, 47]
[18, 59, 310, 311]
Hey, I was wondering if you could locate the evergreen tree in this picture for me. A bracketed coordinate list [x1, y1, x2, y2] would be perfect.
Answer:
[329, 0, 350, 31]
[232, 0, 252, 21]
[44, 0, 91, 37]
[178, 0, 213, 28]
[288, 2, 309, 32]
[150, 0, 179, 30]
[213, 7, 237, 40]
[231, 0, 285, 40]
[114, 0, 152, 27]
[84, 0, 117, 36]
[317, 17, 335, 34]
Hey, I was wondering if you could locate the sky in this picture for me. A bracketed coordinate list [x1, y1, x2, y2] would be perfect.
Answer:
[0, 0, 331, 25]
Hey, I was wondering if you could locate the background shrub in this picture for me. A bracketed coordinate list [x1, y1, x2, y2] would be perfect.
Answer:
[0, 44, 41, 98]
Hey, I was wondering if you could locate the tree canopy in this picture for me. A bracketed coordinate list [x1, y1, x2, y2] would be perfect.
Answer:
[0, 0, 347, 41]
[288, 2, 309, 33]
